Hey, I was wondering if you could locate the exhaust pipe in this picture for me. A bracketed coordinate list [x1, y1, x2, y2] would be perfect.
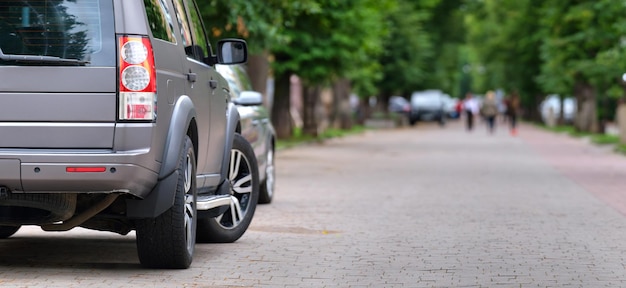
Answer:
[42, 194, 119, 231]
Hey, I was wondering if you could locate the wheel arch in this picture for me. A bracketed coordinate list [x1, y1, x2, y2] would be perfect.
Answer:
[126, 95, 197, 218]
[218, 103, 241, 183]
[187, 118, 199, 162]
[158, 95, 197, 178]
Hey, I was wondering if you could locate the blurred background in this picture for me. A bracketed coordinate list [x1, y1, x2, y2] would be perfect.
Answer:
[200, 0, 626, 142]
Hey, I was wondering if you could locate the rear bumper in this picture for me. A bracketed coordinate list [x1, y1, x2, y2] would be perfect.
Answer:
[0, 150, 159, 198]
[411, 109, 443, 120]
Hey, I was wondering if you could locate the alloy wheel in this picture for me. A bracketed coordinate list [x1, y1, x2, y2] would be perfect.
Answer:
[183, 152, 195, 253]
[216, 148, 253, 229]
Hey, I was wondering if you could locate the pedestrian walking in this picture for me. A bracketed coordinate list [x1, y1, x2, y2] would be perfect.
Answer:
[505, 91, 521, 135]
[480, 91, 499, 134]
[462, 92, 479, 131]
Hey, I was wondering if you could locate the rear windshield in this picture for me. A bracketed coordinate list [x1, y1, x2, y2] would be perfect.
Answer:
[0, 0, 115, 66]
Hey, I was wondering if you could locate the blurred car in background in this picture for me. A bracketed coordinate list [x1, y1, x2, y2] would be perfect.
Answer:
[409, 90, 446, 126]
[217, 65, 277, 204]
[539, 94, 576, 124]
[442, 94, 460, 119]
[388, 96, 411, 115]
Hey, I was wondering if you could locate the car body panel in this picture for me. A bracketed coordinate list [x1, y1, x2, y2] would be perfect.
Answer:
[216, 65, 275, 185]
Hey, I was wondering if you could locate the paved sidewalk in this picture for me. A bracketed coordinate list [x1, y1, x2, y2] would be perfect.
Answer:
[243, 121, 626, 287]
[520, 125, 626, 216]
[1, 120, 626, 287]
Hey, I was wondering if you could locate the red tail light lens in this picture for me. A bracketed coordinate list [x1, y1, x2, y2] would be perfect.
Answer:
[118, 36, 156, 121]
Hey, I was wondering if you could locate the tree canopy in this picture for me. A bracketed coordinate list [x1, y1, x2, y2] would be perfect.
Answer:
[198, 0, 626, 132]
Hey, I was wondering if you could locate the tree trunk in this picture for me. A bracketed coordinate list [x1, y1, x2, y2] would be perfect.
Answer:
[271, 72, 293, 139]
[573, 81, 597, 133]
[523, 93, 542, 123]
[379, 91, 393, 115]
[247, 51, 270, 109]
[302, 84, 321, 137]
[331, 79, 353, 130]
[557, 94, 565, 126]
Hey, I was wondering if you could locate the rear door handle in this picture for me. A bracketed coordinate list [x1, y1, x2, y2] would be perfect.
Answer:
[209, 79, 218, 89]
[186, 72, 197, 83]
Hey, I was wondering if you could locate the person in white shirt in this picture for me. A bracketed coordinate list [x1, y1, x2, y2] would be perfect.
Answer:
[462, 92, 480, 131]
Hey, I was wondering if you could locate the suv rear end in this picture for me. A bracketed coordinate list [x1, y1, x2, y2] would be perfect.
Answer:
[0, 0, 159, 222]
[409, 90, 446, 126]
[0, 0, 255, 269]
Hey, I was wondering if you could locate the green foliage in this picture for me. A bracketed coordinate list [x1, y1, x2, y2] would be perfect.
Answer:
[345, 0, 392, 97]
[591, 134, 619, 145]
[272, 0, 391, 88]
[465, 0, 544, 99]
[541, 124, 577, 134]
[615, 144, 626, 155]
[196, 0, 626, 130]
[276, 125, 367, 150]
[422, 0, 466, 97]
[376, 0, 434, 96]
[199, 0, 319, 53]
[538, 0, 626, 97]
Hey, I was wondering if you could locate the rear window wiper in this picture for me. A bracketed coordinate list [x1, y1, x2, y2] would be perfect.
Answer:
[0, 49, 89, 66]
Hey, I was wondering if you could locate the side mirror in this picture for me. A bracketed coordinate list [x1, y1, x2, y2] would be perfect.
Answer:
[234, 91, 263, 106]
[216, 39, 248, 65]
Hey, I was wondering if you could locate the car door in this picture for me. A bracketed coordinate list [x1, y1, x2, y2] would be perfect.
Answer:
[233, 66, 268, 167]
[172, 0, 227, 180]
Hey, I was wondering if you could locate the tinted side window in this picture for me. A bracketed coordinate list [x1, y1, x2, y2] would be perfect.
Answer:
[185, 0, 210, 59]
[173, 0, 209, 62]
[143, 0, 176, 43]
[172, 0, 193, 57]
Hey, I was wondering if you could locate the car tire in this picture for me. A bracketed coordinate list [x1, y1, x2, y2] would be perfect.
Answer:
[135, 136, 197, 269]
[0, 225, 20, 238]
[258, 147, 275, 204]
[197, 133, 259, 243]
[438, 114, 446, 127]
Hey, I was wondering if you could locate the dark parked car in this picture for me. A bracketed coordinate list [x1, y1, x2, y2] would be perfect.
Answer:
[388, 96, 411, 115]
[0, 0, 259, 269]
[409, 90, 447, 126]
[217, 65, 276, 204]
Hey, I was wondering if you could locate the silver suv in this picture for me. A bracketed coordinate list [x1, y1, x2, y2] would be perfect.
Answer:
[409, 90, 447, 126]
[0, 0, 259, 269]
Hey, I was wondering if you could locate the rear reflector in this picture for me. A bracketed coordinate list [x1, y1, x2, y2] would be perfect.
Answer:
[66, 167, 107, 173]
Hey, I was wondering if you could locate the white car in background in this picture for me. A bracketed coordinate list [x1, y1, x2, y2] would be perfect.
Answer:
[539, 95, 576, 124]
[409, 90, 447, 126]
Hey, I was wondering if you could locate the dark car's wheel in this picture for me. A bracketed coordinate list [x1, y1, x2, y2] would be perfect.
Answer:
[258, 147, 275, 204]
[197, 134, 259, 243]
[0, 225, 20, 238]
[136, 136, 197, 269]
[438, 112, 446, 127]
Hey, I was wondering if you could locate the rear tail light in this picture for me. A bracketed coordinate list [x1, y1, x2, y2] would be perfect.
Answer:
[118, 36, 156, 121]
